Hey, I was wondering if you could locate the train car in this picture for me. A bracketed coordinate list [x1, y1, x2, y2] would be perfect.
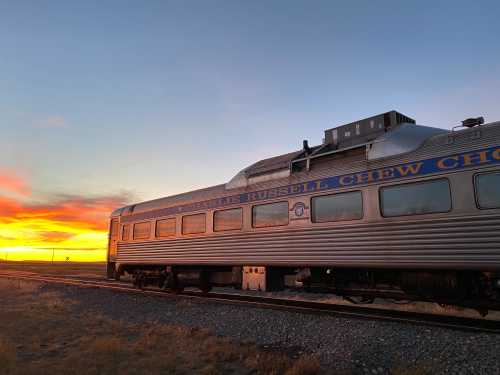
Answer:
[107, 111, 500, 314]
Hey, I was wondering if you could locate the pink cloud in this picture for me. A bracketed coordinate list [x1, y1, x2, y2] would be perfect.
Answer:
[0, 193, 133, 231]
[0, 169, 30, 196]
[37, 115, 69, 129]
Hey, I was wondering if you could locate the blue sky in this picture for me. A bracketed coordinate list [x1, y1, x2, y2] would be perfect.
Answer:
[1, 0, 500, 203]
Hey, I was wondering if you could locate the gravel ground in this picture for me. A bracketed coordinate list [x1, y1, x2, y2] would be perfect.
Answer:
[41, 282, 500, 375]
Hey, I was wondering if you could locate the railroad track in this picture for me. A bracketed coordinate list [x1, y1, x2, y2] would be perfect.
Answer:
[1, 271, 500, 334]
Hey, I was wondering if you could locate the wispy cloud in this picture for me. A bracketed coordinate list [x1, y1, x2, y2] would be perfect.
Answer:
[0, 169, 30, 196]
[36, 115, 69, 129]
[0, 169, 135, 252]
[14, 192, 135, 231]
[0, 192, 133, 250]
[36, 231, 76, 243]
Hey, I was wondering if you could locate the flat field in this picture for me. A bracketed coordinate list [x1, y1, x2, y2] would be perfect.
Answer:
[0, 260, 106, 278]
[0, 277, 320, 375]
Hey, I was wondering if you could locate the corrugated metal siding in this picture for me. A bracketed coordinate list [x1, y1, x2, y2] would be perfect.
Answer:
[117, 214, 500, 270]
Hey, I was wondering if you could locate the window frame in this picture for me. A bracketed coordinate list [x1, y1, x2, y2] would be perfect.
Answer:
[310, 190, 364, 223]
[155, 217, 177, 238]
[181, 213, 207, 235]
[473, 170, 500, 210]
[121, 224, 130, 241]
[379, 177, 452, 218]
[133, 221, 151, 240]
[251, 200, 290, 229]
[110, 219, 119, 238]
[213, 207, 243, 232]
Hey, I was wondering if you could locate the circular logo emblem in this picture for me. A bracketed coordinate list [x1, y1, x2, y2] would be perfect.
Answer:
[293, 202, 306, 217]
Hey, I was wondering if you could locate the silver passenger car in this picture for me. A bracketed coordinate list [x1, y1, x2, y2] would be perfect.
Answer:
[107, 111, 500, 312]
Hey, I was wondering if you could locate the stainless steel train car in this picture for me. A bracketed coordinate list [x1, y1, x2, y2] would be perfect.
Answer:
[107, 111, 500, 313]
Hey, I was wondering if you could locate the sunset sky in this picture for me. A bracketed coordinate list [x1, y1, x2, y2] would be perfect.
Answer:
[1, 1, 500, 261]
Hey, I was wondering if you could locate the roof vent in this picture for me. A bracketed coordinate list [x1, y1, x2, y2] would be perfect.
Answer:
[323, 110, 415, 150]
[461, 117, 484, 128]
[290, 111, 417, 172]
[302, 139, 311, 155]
[325, 111, 415, 148]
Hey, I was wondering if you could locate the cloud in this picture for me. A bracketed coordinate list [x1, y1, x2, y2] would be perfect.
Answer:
[37, 231, 76, 243]
[0, 235, 16, 241]
[0, 192, 133, 231]
[0, 169, 30, 196]
[0, 196, 22, 218]
[36, 115, 69, 129]
[0, 191, 134, 250]
[0, 162, 137, 254]
[0, 161, 138, 259]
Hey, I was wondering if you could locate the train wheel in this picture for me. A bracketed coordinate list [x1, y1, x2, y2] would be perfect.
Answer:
[164, 272, 184, 294]
[199, 270, 211, 293]
[106, 263, 116, 280]
[132, 272, 145, 290]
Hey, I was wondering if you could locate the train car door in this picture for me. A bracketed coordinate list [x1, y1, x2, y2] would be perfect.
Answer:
[108, 218, 119, 261]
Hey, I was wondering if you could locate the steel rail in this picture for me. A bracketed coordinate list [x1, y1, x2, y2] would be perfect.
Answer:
[1, 272, 499, 334]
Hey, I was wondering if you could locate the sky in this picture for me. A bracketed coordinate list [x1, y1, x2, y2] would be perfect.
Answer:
[1, 0, 500, 261]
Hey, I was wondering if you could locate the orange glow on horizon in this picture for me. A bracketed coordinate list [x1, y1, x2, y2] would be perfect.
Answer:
[0, 170, 131, 262]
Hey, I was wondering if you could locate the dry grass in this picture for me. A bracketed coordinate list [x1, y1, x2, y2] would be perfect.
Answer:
[0, 279, 324, 375]
[0, 339, 16, 373]
[286, 356, 322, 375]
[390, 363, 434, 375]
[0, 261, 106, 278]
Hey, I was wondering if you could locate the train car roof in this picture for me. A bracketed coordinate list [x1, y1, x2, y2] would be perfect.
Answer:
[112, 114, 499, 219]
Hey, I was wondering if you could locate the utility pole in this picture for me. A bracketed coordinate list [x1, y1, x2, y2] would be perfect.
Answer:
[51, 248, 55, 264]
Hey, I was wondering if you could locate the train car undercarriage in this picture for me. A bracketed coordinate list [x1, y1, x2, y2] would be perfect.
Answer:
[108, 263, 500, 316]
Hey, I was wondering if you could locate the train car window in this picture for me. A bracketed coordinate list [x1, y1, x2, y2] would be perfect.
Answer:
[122, 224, 130, 241]
[133, 222, 151, 240]
[311, 191, 363, 223]
[475, 171, 500, 209]
[156, 218, 176, 237]
[380, 178, 451, 217]
[214, 208, 243, 232]
[182, 213, 206, 234]
[252, 201, 289, 228]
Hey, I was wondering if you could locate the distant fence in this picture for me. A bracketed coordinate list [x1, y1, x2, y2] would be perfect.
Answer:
[1, 248, 107, 263]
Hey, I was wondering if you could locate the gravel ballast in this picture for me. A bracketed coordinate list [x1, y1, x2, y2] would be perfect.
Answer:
[41, 282, 500, 375]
